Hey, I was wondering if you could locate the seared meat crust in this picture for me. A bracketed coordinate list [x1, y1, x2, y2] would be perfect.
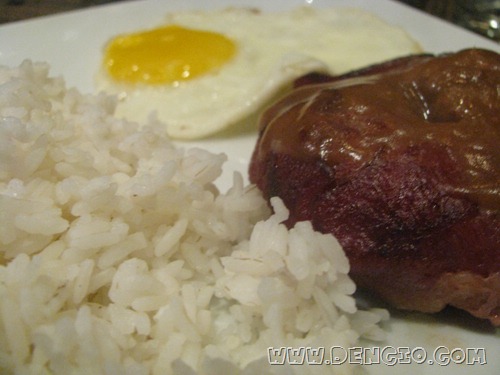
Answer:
[249, 49, 500, 325]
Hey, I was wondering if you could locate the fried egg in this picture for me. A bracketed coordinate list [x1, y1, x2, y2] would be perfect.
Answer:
[96, 7, 421, 139]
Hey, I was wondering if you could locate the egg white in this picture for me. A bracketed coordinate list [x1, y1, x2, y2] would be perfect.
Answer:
[96, 7, 421, 140]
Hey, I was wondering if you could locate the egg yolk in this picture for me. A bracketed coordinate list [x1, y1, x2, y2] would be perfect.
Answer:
[104, 25, 236, 84]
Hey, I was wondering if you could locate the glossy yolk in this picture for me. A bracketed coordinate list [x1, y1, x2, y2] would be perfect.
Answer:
[104, 25, 236, 84]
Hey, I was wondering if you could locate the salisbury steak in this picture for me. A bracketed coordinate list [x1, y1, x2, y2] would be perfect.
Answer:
[249, 49, 500, 325]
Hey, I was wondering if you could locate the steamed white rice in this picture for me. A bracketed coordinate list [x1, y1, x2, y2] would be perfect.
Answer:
[0, 61, 388, 375]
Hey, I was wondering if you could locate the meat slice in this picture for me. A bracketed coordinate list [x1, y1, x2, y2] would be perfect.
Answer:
[249, 49, 500, 325]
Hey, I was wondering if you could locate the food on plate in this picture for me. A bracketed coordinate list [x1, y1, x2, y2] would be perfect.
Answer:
[249, 49, 500, 325]
[103, 26, 236, 85]
[96, 6, 421, 139]
[0, 61, 388, 375]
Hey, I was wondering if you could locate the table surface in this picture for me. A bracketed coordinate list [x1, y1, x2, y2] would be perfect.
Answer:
[0, 0, 498, 42]
[0, 0, 126, 24]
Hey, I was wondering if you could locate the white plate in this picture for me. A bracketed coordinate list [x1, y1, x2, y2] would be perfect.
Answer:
[1, 1, 499, 374]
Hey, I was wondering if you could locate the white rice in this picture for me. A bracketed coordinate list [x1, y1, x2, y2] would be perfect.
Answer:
[0, 61, 388, 375]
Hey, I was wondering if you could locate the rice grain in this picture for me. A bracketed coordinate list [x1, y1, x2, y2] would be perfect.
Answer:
[0, 61, 388, 375]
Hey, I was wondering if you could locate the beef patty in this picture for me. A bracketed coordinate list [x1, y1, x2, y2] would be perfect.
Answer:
[249, 49, 500, 325]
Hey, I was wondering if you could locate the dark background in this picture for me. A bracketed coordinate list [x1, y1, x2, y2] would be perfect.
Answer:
[0, 0, 498, 41]
[0, 0, 453, 24]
